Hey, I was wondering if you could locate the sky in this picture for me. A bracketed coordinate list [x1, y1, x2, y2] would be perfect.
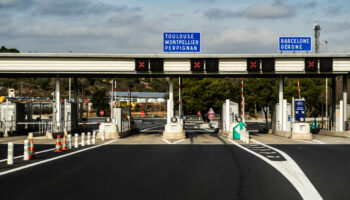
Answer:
[0, 0, 349, 54]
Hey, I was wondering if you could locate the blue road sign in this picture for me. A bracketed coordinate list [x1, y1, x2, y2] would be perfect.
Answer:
[163, 32, 200, 52]
[295, 99, 305, 121]
[279, 37, 311, 52]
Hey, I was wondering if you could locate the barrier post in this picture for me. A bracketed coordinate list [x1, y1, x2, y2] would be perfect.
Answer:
[24, 139, 29, 160]
[7, 142, 14, 165]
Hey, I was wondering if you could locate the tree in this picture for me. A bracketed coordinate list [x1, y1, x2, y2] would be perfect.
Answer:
[0, 46, 19, 53]
[91, 88, 110, 116]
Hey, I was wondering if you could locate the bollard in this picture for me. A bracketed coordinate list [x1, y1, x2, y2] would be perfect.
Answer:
[87, 132, 91, 145]
[68, 134, 72, 150]
[246, 132, 250, 144]
[7, 142, 14, 165]
[74, 133, 79, 148]
[92, 131, 96, 144]
[81, 132, 85, 147]
[101, 131, 105, 141]
[24, 139, 29, 160]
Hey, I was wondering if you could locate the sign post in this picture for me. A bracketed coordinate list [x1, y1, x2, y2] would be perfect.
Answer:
[295, 99, 305, 121]
[140, 111, 145, 118]
[163, 32, 200, 52]
[279, 37, 312, 52]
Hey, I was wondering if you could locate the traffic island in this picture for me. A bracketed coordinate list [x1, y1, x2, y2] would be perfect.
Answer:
[163, 122, 186, 140]
[97, 123, 120, 139]
[291, 123, 313, 140]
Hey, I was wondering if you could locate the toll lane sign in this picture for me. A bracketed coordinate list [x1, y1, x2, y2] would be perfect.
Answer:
[279, 37, 311, 52]
[163, 32, 200, 52]
[295, 99, 305, 121]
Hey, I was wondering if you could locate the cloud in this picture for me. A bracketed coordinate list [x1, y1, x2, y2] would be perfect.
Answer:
[203, 28, 277, 53]
[36, 0, 127, 16]
[321, 21, 350, 32]
[239, 1, 294, 19]
[203, 8, 237, 19]
[326, 6, 341, 16]
[204, 1, 294, 20]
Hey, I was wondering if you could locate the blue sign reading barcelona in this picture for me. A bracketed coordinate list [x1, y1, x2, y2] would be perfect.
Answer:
[279, 37, 312, 52]
[163, 32, 200, 52]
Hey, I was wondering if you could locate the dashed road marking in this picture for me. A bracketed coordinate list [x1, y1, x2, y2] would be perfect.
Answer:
[0, 140, 116, 176]
[228, 138, 322, 200]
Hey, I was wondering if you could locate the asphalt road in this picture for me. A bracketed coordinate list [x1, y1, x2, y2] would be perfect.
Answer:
[274, 144, 350, 200]
[1, 123, 350, 199]
[0, 144, 301, 200]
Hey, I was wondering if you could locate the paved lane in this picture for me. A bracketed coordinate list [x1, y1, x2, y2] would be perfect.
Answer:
[0, 143, 301, 200]
[274, 144, 350, 200]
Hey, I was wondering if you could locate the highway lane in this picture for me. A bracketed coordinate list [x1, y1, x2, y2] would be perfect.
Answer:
[0, 143, 301, 200]
[273, 144, 350, 200]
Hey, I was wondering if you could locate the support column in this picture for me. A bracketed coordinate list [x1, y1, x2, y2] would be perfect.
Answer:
[343, 74, 347, 130]
[55, 75, 61, 131]
[179, 77, 182, 118]
[169, 77, 174, 118]
[331, 77, 336, 130]
[279, 76, 284, 130]
[74, 77, 78, 104]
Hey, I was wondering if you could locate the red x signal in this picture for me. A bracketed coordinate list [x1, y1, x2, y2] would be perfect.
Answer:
[250, 61, 257, 68]
[194, 62, 201, 68]
[308, 61, 315, 68]
[139, 61, 145, 68]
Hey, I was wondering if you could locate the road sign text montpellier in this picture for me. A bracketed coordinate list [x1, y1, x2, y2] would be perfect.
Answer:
[279, 37, 311, 52]
[163, 32, 200, 52]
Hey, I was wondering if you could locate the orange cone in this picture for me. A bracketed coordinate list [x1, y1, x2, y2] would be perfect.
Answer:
[28, 138, 36, 160]
[54, 135, 62, 152]
[61, 134, 68, 151]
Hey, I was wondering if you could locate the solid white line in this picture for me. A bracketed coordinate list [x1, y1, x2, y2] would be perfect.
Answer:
[228, 138, 322, 200]
[0, 148, 55, 163]
[161, 139, 172, 144]
[312, 139, 326, 144]
[295, 139, 317, 144]
[172, 139, 186, 144]
[0, 140, 116, 176]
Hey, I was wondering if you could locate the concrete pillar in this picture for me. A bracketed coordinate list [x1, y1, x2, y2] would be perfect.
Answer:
[279, 76, 284, 130]
[225, 99, 230, 131]
[340, 100, 344, 131]
[343, 74, 347, 129]
[179, 77, 182, 118]
[331, 77, 336, 130]
[56, 75, 61, 130]
[169, 77, 174, 118]
[282, 99, 287, 131]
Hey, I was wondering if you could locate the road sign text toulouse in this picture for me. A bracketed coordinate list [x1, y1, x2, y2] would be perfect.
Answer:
[164, 32, 200, 52]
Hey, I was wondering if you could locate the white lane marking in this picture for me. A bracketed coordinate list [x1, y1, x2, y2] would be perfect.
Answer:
[140, 125, 165, 132]
[228, 138, 322, 200]
[172, 139, 186, 144]
[312, 139, 326, 144]
[0, 140, 116, 176]
[162, 139, 172, 144]
[0, 148, 55, 163]
[295, 139, 317, 144]
[161, 138, 186, 145]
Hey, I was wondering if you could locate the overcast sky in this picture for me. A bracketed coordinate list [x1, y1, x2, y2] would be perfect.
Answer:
[0, 0, 349, 54]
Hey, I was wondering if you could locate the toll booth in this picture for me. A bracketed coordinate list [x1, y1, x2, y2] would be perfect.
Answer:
[221, 100, 239, 132]
[273, 101, 292, 132]
[52, 101, 78, 133]
[0, 102, 25, 133]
